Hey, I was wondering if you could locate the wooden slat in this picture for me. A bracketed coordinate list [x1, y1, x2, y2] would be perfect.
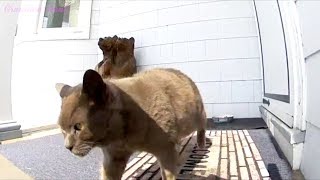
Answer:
[122, 154, 153, 180]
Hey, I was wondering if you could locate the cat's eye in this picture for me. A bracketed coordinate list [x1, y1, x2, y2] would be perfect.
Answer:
[74, 123, 82, 131]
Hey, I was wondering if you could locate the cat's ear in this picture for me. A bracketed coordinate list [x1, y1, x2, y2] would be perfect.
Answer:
[129, 37, 135, 49]
[55, 83, 72, 98]
[82, 69, 107, 105]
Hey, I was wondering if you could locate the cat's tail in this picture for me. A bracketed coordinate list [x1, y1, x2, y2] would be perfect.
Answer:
[197, 107, 207, 149]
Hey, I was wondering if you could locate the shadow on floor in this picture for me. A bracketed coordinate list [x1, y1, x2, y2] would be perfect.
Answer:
[207, 118, 268, 130]
[207, 118, 295, 180]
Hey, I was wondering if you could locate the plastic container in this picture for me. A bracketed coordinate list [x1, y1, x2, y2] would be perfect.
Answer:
[212, 115, 234, 123]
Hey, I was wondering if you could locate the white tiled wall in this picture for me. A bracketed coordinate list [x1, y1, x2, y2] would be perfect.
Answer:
[11, 41, 100, 129]
[11, 0, 101, 129]
[12, 0, 263, 129]
[97, 0, 263, 118]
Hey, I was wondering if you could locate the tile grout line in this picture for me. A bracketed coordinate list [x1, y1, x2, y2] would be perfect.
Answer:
[238, 130, 252, 180]
[244, 131, 267, 179]
[243, 129, 262, 180]
[224, 130, 229, 180]
[232, 130, 240, 180]
[230, 129, 240, 179]
[217, 130, 223, 178]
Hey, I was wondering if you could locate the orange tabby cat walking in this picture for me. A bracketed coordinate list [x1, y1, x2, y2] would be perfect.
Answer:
[55, 68, 207, 180]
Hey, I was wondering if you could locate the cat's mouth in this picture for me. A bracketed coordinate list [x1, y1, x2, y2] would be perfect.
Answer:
[71, 144, 93, 157]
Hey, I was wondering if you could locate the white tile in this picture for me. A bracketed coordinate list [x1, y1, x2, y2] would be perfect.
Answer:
[91, 10, 100, 25]
[141, 29, 159, 47]
[168, 24, 188, 43]
[63, 55, 84, 71]
[134, 48, 145, 66]
[97, 53, 103, 62]
[198, 1, 222, 21]
[178, 0, 198, 6]
[244, 59, 262, 79]
[56, 71, 85, 86]
[232, 81, 254, 103]
[228, 1, 255, 18]
[83, 55, 98, 70]
[297, 1, 320, 56]
[31, 40, 98, 55]
[140, 11, 158, 30]
[157, 26, 170, 44]
[220, 18, 257, 38]
[231, 103, 249, 118]
[204, 104, 214, 118]
[218, 37, 259, 59]
[180, 62, 200, 82]
[100, 1, 129, 9]
[105, 13, 149, 34]
[99, 6, 118, 23]
[212, 104, 233, 117]
[187, 20, 219, 41]
[219, 59, 262, 81]
[158, 4, 199, 26]
[125, 1, 159, 16]
[253, 80, 263, 102]
[198, 0, 217, 3]
[139, 46, 161, 65]
[152, 1, 180, 10]
[197, 61, 221, 82]
[188, 41, 206, 60]
[160, 44, 173, 62]
[98, 24, 116, 37]
[219, 82, 232, 103]
[90, 25, 100, 39]
[248, 103, 262, 118]
[205, 40, 219, 60]
[199, 1, 254, 21]
[112, 3, 131, 19]
[197, 82, 220, 104]
[220, 59, 245, 81]
[172, 43, 188, 62]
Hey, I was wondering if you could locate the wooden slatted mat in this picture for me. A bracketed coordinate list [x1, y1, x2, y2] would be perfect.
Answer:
[122, 130, 270, 180]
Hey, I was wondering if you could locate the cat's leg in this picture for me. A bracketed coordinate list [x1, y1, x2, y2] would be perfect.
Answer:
[157, 143, 178, 180]
[101, 147, 132, 180]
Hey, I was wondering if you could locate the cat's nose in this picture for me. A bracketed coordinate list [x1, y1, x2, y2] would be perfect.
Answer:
[65, 145, 73, 151]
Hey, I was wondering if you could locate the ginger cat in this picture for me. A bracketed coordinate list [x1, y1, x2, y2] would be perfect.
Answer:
[96, 35, 137, 79]
[55, 68, 207, 180]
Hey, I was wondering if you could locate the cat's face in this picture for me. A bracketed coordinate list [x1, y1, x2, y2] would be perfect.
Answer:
[55, 70, 120, 157]
[98, 35, 118, 57]
[98, 36, 135, 62]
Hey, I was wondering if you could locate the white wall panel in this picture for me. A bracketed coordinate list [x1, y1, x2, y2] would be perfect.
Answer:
[11, 0, 263, 130]
[297, 1, 320, 57]
[98, 0, 262, 118]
